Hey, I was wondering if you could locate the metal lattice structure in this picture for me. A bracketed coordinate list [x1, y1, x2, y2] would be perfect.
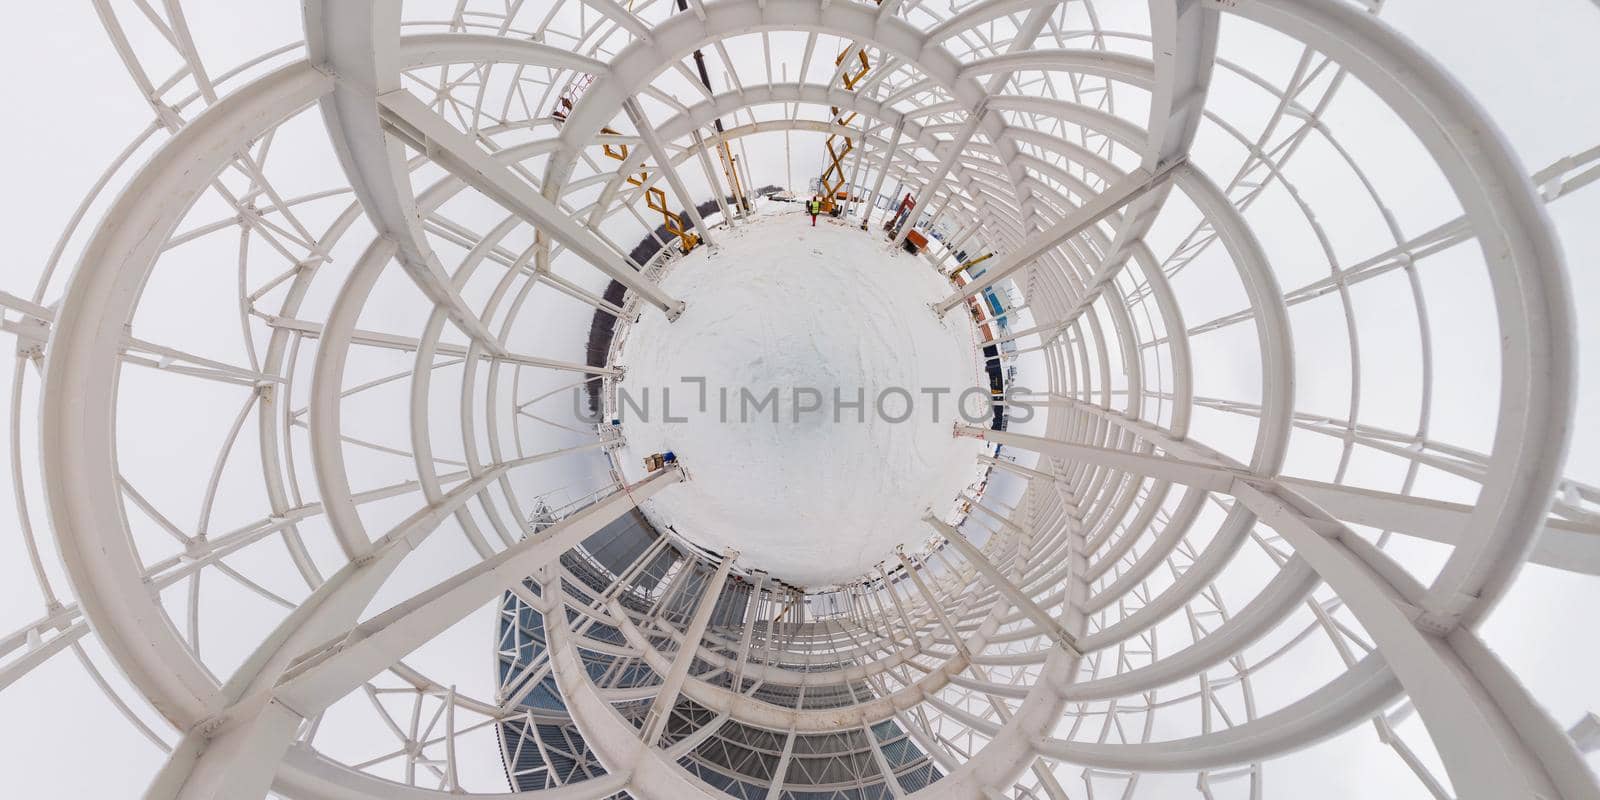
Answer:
[2, 1, 1599, 799]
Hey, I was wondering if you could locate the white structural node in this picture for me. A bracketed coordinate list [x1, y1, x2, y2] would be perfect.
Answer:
[0, 2, 1598, 800]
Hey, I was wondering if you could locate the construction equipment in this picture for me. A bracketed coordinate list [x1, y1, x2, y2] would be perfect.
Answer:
[550, 0, 749, 247]
[600, 128, 699, 253]
[960, 252, 994, 271]
[885, 192, 915, 233]
[819, 48, 871, 214]
[551, 76, 699, 254]
[719, 142, 748, 215]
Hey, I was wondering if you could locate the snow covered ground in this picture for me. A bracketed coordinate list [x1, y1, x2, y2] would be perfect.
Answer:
[614, 207, 988, 586]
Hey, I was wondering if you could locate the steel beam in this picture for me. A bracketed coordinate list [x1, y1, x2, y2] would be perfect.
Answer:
[623, 97, 717, 247]
[690, 127, 737, 229]
[934, 159, 1185, 315]
[1236, 482, 1590, 799]
[277, 470, 681, 717]
[641, 550, 736, 743]
[147, 460, 665, 800]
[377, 90, 686, 318]
[924, 516, 1080, 654]
[306, 2, 514, 354]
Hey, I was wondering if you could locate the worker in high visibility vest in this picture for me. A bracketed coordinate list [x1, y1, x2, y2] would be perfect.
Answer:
[808, 195, 820, 226]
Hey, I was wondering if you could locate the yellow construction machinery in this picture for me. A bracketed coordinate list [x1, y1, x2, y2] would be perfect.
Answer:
[551, 0, 748, 248]
[961, 252, 994, 270]
[553, 76, 699, 254]
[819, 48, 871, 214]
[600, 127, 699, 253]
[717, 140, 748, 214]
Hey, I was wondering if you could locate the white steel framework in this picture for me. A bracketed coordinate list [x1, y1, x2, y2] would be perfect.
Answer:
[1, 1, 1598, 799]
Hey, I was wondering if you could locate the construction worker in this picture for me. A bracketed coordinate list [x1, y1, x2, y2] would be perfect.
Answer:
[808, 195, 820, 226]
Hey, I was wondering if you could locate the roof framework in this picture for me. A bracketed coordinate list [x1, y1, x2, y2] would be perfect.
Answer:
[1, 1, 1598, 798]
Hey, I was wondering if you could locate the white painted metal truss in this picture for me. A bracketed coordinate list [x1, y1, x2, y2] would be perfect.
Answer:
[1, 1, 1597, 798]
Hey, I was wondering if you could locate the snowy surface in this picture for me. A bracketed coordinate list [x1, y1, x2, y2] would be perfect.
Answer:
[615, 208, 987, 586]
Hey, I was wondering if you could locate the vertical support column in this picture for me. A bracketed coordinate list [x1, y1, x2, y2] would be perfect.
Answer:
[921, 188, 958, 238]
[934, 160, 1183, 315]
[579, 533, 672, 638]
[444, 684, 460, 791]
[892, 702, 961, 774]
[925, 516, 1079, 653]
[732, 572, 769, 690]
[646, 548, 693, 620]
[876, 565, 918, 646]
[754, 591, 787, 687]
[718, 133, 750, 220]
[842, 119, 872, 218]
[862, 122, 904, 230]
[691, 128, 737, 230]
[764, 730, 798, 800]
[933, 220, 975, 271]
[376, 91, 686, 319]
[642, 550, 737, 744]
[623, 98, 716, 248]
[736, 133, 758, 211]
[849, 584, 878, 641]
[863, 578, 902, 649]
[961, 494, 1030, 538]
[895, 551, 969, 658]
[929, 545, 964, 588]
[862, 717, 907, 798]
[893, 101, 986, 246]
[1233, 482, 1592, 800]
[782, 62, 793, 192]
